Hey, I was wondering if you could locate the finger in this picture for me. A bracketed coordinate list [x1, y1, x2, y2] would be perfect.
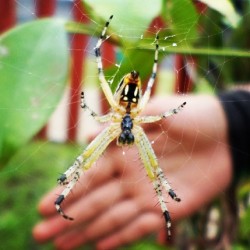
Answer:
[96, 212, 163, 250]
[33, 180, 124, 242]
[157, 228, 168, 245]
[54, 199, 140, 249]
[33, 214, 72, 243]
[67, 179, 124, 223]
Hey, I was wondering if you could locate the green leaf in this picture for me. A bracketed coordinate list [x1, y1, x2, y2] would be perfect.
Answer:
[84, 0, 162, 40]
[162, 0, 199, 45]
[239, 205, 250, 239]
[198, 0, 241, 28]
[108, 48, 162, 92]
[0, 19, 69, 165]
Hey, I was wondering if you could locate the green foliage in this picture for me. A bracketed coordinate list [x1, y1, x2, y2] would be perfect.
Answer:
[195, 1, 250, 87]
[238, 182, 250, 242]
[162, 0, 199, 43]
[120, 239, 170, 250]
[0, 141, 76, 249]
[84, 0, 162, 40]
[0, 19, 69, 166]
[198, 0, 241, 27]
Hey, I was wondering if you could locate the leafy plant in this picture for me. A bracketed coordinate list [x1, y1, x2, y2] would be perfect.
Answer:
[0, 19, 69, 167]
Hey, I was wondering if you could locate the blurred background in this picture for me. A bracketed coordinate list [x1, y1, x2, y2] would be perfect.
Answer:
[0, 0, 249, 249]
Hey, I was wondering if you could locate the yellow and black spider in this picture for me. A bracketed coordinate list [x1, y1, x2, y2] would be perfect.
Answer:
[55, 15, 186, 239]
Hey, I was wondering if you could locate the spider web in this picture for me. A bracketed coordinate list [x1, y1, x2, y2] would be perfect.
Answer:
[1, 1, 249, 249]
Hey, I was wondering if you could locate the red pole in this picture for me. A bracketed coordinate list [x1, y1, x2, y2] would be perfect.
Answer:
[174, 55, 193, 93]
[0, 0, 16, 33]
[67, 0, 89, 141]
[35, 0, 56, 17]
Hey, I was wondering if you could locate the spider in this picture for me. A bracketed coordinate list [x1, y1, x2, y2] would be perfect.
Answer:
[55, 15, 186, 239]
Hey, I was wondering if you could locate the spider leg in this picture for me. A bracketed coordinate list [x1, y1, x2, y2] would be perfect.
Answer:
[94, 15, 121, 111]
[81, 91, 99, 118]
[134, 125, 180, 239]
[153, 178, 173, 240]
[55, 169, 83, 220]
[161, 101, 186, 118]
[155, 168, 181, 202]
[55, 124, 120, 220]
[137, 33, 159, 112]
[57, 126, 118, 185]
[57, 155, 84, 185]
[133, 126, 156, 179]
[134, 101, 186, 124]
[80, 91, 113, 123]
[134, 126, 181, 200]
[82, 124, 120, 170]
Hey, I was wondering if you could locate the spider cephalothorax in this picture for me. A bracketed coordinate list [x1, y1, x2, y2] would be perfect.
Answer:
[55, 15, 186, 239]
[115, 70, 141, 109]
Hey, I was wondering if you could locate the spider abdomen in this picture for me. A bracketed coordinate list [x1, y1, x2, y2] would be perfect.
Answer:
[118, 114, 134, 145]
[118, 130, 134, 145]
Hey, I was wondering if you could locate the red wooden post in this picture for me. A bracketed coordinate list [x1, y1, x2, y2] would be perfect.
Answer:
[0, 0, 16, 33]
[35, 0, 56, 17]
[67, 0, 89, 141]
[174, 55, 193, 93]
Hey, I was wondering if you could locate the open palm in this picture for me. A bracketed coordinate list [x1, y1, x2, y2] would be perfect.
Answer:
[33, 94, 232, 250]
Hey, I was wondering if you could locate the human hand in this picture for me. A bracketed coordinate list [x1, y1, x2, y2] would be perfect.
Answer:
[33, 94, 232, 249]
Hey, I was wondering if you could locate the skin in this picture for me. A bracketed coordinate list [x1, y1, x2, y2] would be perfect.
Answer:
[33, 94, 232, 250]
